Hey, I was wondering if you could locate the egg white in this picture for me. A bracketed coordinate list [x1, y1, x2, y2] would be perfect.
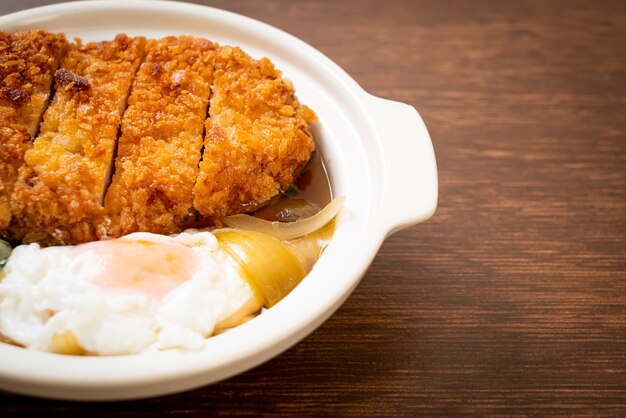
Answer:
[0, 231, 256, 355]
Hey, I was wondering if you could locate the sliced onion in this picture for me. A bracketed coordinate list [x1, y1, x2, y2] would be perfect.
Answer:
[52, 331, 86, 355]
[254, 197, 320, 222]
[214, 229, 307, 308]
[214, 291, 264, 333]
[284, 218, 336, 273]
[222, 196, 344, 240]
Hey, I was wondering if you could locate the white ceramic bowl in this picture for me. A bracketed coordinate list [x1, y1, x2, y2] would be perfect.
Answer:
[0, 0, 437, 400]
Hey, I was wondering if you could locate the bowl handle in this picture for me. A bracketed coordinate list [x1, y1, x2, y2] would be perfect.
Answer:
[366, 94, 438, 237]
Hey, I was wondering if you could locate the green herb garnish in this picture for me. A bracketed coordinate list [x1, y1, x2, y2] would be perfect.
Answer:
[285, 184, 299, 197]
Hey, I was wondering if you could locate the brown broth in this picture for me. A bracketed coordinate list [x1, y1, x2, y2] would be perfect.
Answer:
[253, 150, 332, 221]
[295, 150, 333, 207]
[0, 331, 19, 347]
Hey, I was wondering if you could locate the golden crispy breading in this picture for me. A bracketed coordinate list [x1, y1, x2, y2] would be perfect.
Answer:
[5, 33, 317, 245]
[0, 110, 30, 232]
[193, 46, 316, 219]
[0, 30, 68, 233]
[103, 36, 216, 238]
[0, 30, 68, 136]
[11, 35, 146, 245]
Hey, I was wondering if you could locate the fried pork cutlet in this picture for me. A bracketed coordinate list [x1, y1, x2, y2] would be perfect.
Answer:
[10, 34, 146, 245]
[193, 46, 316, 219]
[103, 36, 216, 238]
[0, 30, 68, 232]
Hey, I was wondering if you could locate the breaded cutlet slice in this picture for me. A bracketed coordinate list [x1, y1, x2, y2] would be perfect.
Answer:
[103, 36, 216, 238]
[11, 34, 146, 245]
[193, 46, 316, 219]
[0, 30, 68, 232]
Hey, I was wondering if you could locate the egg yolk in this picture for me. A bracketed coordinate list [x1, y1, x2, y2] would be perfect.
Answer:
[71, 239, 199, 299]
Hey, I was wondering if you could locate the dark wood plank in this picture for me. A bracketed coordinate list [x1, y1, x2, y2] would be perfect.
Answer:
[1, 0, 625, 416]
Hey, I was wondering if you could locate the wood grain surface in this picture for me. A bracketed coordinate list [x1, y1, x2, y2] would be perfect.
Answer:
[1, 0, 625, 416]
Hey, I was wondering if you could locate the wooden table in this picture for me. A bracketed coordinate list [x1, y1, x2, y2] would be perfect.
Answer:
[2, 0, 625, 415]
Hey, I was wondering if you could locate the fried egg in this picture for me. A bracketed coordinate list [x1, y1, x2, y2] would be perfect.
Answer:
[0, 231, 262, 355]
